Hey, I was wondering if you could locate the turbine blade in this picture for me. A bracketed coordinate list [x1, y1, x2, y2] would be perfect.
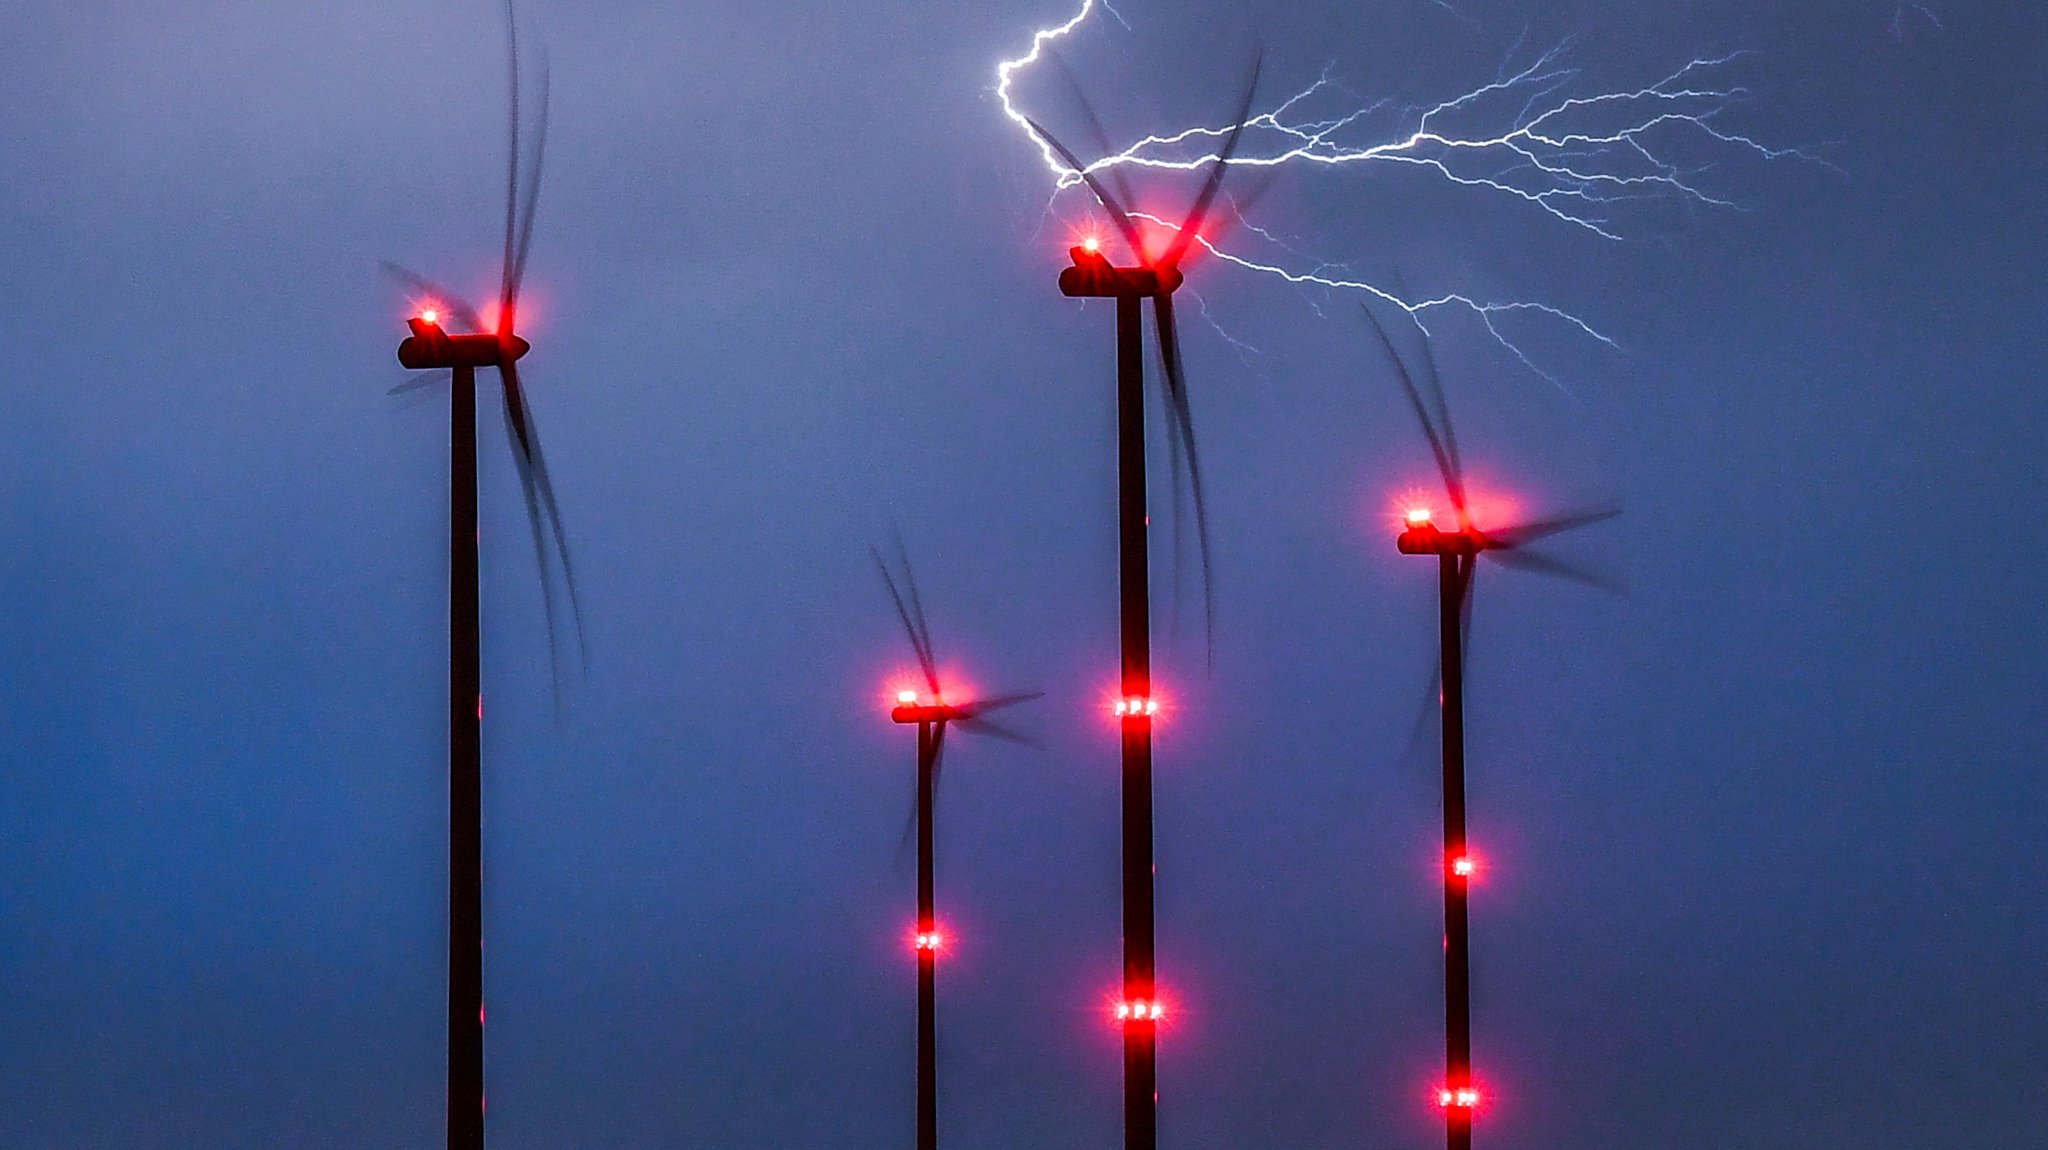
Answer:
[1160, 50, 1264, 270]
[892, 722, 941, 867]
[380, 262, 484, 334]
[1490, 505, 1622, 548]
[1400, 558, 1476, 790]
[957, 691, 1043, 719]
[387, 370, 449, 397]
[1044, 47, 1139, 226]
[1485, 545, 1625, 594]
[891, 531, 943, 696]
[1397, 660, 1443, 781]
[1361, 304, 1465, 517]
[871, 541, 939, 695]
[1153, 293, 1216, 661]
[955, 715, 1040, 749]
[499, 0, 521, 331]
[506, 51, 549, 324]
[499, 360, 588, 690]
[1460, 555, 1477, 670]
[1383, 265, 1462, 487]
[928, 721, 950, 809]
[1024, 116, 1145, 260]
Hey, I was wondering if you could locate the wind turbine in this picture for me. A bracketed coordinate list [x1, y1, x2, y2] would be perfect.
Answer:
[874, 542, 1039, 1150]
[384, 5, 580, 1147]
[1364, 307, 1617, 1150]
[1021, 57, 1261, 1150]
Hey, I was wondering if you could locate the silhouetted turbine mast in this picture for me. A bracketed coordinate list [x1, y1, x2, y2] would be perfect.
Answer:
[1367, 307, 1617, 1150]
[1025, 56, 1260, 1150]
[385, 5, 580, 1147]
[875, 543, 1038, 1150]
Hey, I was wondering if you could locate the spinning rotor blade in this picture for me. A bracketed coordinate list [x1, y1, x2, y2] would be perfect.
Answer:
[387, 370, 450, 397]
[1396, 554, 1477, 780]
[1025, 116, 1145, 261]
[1044, 48, 1140, 231]
[956, 690, 1043, 720]
[955, 714, 1038, 748]
[1485, 545, 1624, 594]
[1362, 304, 1466, 518]
[1398, 663, 1441, 778]
[499, 0, 523, 331]
[380, 262, 485, 334]
[892, 719, 957, 865]
[893, 721, 942, 865]
[499, 359, 588, 686]
[1159, 52, 1264, 271]
[505, 53, 549, 332]
[1488, 504, 1623, 591]
[928, 719, 951, 817]
[1151, 292, 1216, 657]
[1489, 505, 1622, 548]
[871, 540, 940, 696]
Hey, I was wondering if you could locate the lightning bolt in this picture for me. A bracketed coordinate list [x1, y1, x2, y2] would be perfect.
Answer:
[1891, 3, 1943, 39]
[996, 0, 1808, 387]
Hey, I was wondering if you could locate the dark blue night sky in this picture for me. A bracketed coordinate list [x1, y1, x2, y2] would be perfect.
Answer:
[1, 1, 2042, 1146]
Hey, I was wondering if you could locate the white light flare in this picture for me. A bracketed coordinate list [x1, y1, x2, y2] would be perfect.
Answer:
[996, 1, 1804, 383]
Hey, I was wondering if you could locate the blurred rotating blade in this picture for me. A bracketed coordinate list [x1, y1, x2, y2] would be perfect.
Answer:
[1362, 303, 1466, 519]
[1152, 292, 1216, 659]
[1160, 51, 1264, 271]
[380, 262, 484, 335]
[498, 359, 587, 694]
[1024, 116, 1144, 261]
[872, 537, 940, 696]
[1489, 505, 1622, 549]
[1485, 545, 1624, 594]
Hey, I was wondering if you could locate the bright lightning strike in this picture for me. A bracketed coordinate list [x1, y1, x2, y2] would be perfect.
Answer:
[996, 0, 1804, 384]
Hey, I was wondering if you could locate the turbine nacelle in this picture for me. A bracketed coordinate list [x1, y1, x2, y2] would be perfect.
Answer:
[1059, 246, 1182, 298]
[891, 701, 969, 724]
[1398, 521, 1488, 556]
[398, 314, 531, 370]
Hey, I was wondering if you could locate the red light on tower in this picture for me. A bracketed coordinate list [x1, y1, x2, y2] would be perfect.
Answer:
[1406, 506, 1433, 527]
[1450, 852, 1477, 879]
[420, 308, 440, 326]
[1437, 1086, 1481, 1110]
[1115, 998, 1165, 1023]
[1113, 697, 1160, 718]
[897, 690, 919, 705]
[913, 929, 944, 953]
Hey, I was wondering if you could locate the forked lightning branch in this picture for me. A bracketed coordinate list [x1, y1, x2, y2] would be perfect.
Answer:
[997, 0, 1801, 378]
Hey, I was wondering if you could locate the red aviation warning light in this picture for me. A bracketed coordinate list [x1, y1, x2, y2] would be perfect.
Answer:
[420, 307, 440, 326]
[1437, 1086, 1481, 1109]
[1406, 506, 1433, 527]
[913, 929, 944, 952]
[1450, 853, 1477, 879]
[1115, 999, 1165, 1023]
[1112, 697, 1160, 718]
